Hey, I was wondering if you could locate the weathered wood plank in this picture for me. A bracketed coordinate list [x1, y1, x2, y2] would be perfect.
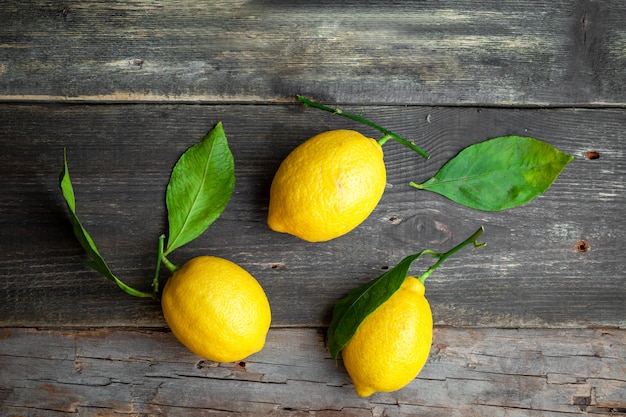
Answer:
[1, 104, 624, 328]
[1, 327, 624, 415]
[0, 0, 624, 106]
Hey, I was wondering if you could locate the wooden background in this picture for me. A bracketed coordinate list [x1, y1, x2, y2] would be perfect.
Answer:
[1, 1, 625, 415]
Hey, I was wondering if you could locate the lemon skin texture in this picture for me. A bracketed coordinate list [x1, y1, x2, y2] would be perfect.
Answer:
[267, 130, 386, 242]
[341, 276, 433, 397]
[161, 256, 271, 363]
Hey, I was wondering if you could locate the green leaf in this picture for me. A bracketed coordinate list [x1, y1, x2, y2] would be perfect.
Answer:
[59, 150, 155, 298]
[164, 122, 235, 255]
[327, 252, 426, 362]
[411, 136, 573, 211]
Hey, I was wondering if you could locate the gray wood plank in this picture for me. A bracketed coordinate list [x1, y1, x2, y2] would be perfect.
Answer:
[1, 327, 624, 415]
[0, 0, 624, 106]
[1, 104, 624, 328]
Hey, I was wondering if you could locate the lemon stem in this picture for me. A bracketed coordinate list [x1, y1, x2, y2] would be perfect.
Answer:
[162, 255, 179, 274]
[418, 226, 485, 284]
[377, 134, 392, 146]
[118, 285, 158, 299]
[297, 95, 430, 159]
[151, 235, 166, 293]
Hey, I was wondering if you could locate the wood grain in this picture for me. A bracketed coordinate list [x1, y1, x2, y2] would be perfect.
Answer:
[1, 104, 624, 328]
[1, 327, 624, 416]
[0, 0, 624, 106]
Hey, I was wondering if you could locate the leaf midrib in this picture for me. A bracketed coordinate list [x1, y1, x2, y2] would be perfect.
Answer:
[425, 160, 558, 187]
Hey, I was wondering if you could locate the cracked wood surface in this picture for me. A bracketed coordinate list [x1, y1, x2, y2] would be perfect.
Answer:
[1, 327, 625, 416]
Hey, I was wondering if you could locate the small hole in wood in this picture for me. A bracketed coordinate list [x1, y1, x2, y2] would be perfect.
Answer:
[269, 262, 285, 270]
[576, 240, 590, 253]
[387, 216, 403, 225]
[381, 265, 389, 270]
[586, 151, 600, 160]
[238, 361, 246, 368]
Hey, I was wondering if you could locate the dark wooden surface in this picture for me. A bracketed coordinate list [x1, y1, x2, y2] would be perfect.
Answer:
[2, 104, 625, 328]
[1, 0, 625, 415]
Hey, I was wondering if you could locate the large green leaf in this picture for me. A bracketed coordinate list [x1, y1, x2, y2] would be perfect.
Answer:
[411, 136, 573, 211]
[327, 252, 425, 363]
[165, 122, 235, 254]
[59, 150, 155, 298]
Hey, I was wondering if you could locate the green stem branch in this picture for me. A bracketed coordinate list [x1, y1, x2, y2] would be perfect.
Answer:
[418, 226, 485, 283]
[151, 235, 166, 293]
[297, 95, 430, 159]
[377, 134, 392, 146]
[116, 280, 158, 299]
[162, 255, 179, 274]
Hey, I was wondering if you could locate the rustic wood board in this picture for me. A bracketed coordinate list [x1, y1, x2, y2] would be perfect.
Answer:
[1, 0, 625, 106]
[1, 327, 624, 416]
[1, 0, 625, 414]
[1, 104, 624, 328]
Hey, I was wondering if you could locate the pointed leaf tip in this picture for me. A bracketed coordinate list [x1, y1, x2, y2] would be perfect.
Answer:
[165, 122, 235, 254]
[59, 152, 156, 298]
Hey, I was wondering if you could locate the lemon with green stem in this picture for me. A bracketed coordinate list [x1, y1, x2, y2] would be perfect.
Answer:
[328, 227, 485, 397]
[267, 96, 429, 242]
[60, 124, 272, 363]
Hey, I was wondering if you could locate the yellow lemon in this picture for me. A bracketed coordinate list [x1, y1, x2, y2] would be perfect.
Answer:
[341, 276, 433, 397]
[161, 256, 271, 362]
[268, 130, 386, 242]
